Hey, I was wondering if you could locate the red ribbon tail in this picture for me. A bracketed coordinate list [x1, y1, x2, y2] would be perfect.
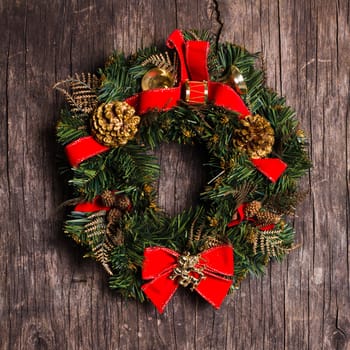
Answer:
[141, 247, 180, 313]
[208, 82, 250, 117]
[227, 204, 246, 227]
[195, 272, 233, 309]
[166, 29, 188, 81]
[195, 245, 234, 309]
[142, 271, 179, 314]
[251, 158, 287, 182]
[185, 40, 210, 80]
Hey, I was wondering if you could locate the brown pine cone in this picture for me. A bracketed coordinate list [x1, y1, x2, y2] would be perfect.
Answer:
[115, 195, 132, 211]
[244, 200, 262, 218]
[107, 208, 123, 224]
[114, 228, 124, 246]
[255, 210, 281, 225]
[101, 190, 116, 207]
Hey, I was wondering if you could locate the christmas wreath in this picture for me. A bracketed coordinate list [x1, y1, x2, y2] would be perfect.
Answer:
[55, 29, 310, 313]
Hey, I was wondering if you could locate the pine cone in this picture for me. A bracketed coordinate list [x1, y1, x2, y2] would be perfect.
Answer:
[233, 114, 274, 158]
[107, 208, 123, 224]
[101, 190, 116, 207]
[114, 228, 124, 246]
[244, 200, 262, 218]
[255, 210, 281, 225]
[91, 101, 140, 147]
[115, 195, 132, 211]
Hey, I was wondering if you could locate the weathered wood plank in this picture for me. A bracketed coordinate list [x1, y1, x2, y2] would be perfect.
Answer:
[0, 0, 349, 349]
[220, 1, 350, 349]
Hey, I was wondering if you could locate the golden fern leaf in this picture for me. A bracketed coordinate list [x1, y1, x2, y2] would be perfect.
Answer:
[142, 52, 178, 78]
[194, 224, 204, 242]
[53, 72, 100, 114]
[83, 211, 118, 276]
[85, 211, 106, 239]
[258, 229, 286, 258]
[92, 241, 113, 276]
[91, 234, 123, 276]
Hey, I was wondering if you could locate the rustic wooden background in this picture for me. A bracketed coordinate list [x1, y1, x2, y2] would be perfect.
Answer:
[1, 0, 349, 349]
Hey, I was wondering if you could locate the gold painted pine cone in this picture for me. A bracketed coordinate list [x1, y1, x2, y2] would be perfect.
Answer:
[244, 200, 262, 218]
[233, 114, 275, 158]
[91, 101, 140, 147]
[255, 210, 281, 225]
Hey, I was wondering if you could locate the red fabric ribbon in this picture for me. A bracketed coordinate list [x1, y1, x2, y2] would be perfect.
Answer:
[251, 158, 287, 183]
[64, 29, 287, 183]
[74, 195, 111, 212]
[125, 29, 250, 117]
[141, 245, 234, 313]
[65, 136, 109, 168]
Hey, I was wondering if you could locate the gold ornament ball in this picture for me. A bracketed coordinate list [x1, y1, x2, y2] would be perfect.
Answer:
[141, 68, 175, 91]
[91, 101, 140, 147]
[222, 65, 248, 95]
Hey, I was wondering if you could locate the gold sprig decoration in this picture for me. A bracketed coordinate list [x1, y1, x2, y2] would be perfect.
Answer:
[83, 211, 122, 275]
[233, 114, 275, 158]
[91, 101, 140, 147]
[247, 227, 297, 260]
[82, 191, 132, 275]
[53, 73, 100, 114]
[141, 52, 177, 78]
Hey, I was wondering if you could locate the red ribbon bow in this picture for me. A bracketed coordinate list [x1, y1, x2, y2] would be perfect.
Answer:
[141, 245, 234, 313]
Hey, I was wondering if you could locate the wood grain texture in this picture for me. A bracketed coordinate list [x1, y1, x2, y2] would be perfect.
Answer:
[0, 0, 349, 349]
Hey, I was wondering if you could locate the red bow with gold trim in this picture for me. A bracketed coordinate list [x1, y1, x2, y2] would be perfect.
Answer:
[141, 245, 234, 314]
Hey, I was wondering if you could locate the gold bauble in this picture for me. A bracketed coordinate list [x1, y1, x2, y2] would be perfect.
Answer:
[222, 65, 248, 95]
[141, 68, 175, 91]
[233, 114, 275, 158]
[91, 101, 140, 147]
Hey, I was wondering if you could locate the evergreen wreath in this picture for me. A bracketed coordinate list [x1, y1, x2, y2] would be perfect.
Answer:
[55, 29, 310, 313]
